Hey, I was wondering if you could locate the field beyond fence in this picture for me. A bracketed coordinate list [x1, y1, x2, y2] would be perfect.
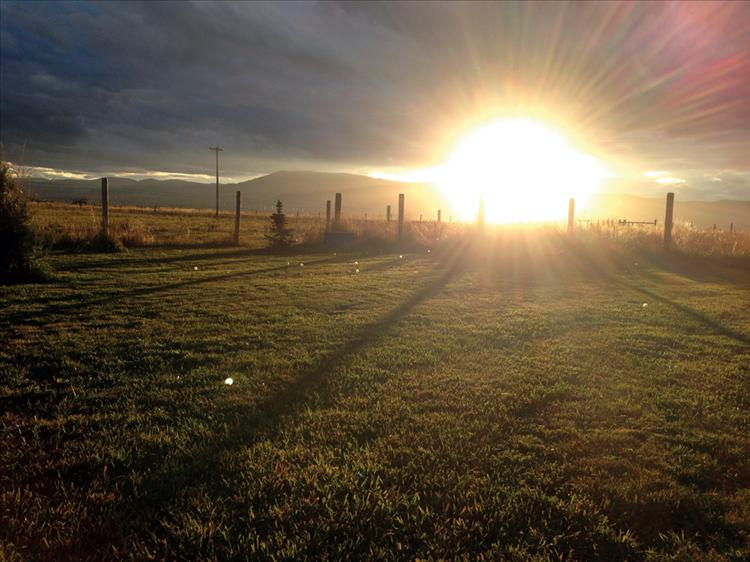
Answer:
[28, 200, 750, 258]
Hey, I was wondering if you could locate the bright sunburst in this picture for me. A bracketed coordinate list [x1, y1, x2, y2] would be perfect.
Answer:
[437, 119, 610, 223]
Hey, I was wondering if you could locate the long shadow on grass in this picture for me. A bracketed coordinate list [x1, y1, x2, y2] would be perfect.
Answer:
[634, 247, 750, 286]
[4, 255, 353, 327]
[57, 246, 290, 272]
[98, 246, 468, 558]
[568, 242, 750, 347]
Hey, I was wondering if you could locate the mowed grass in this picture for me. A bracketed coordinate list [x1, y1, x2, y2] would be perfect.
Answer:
[1, 230, 749, 560]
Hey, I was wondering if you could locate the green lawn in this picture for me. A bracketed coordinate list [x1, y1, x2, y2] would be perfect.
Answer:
[1, 238, 749, 560]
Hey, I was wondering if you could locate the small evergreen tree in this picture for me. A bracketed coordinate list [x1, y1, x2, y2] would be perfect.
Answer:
[1, 158, 35, 281]
[265, 200, 295, 249]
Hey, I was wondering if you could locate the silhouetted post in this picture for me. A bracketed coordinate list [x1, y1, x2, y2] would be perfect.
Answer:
[730, 222, 734, 233]
[209, 146, 223, 217]
[325, 200, 331, 229]
[334, 193, 342, 226]
[398, 193, 405, 240]
[437, 209, 442, 223]
[234, 191, 241, 244]
[101, 177, 109, 236]
[664, 192, 674, 249]
[713, 223, 717, 231]
[387, 205, 391, 223]
[568, 198, 575, 233]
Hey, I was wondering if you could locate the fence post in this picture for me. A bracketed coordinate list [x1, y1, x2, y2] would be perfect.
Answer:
[325, 200, 331, 230]
[437, 209, 441, 223]
[664, 192, 674, 249]
[568, 198, 575, 233]
[101, 177, 109, 236]
[398, 194, 404, 240]
[234, 191, 241, 245]
[730, 222, 734, 233]
[334, 193, 342, 225]
[387, 205, 391, 223]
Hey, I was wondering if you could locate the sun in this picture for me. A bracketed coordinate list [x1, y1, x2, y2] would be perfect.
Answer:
[436, 119, 609, 223]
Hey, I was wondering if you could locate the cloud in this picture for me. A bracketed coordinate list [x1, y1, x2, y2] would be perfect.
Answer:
[1, 1, 749, 200]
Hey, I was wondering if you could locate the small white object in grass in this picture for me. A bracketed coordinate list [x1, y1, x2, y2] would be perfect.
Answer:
[193, 266, 199, 270]
[354, 260, 358, 265]
[300, 262, 304, 267]
[427, 249, 431, 253]
[642, 303, 648, 307]
[399, 255, 403, 259]
[224, 377, 234, 385]
[355, 268, 360, 273]
[333, 252, 337, 256]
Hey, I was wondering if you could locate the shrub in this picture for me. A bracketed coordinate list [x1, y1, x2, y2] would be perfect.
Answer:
[265, 200, 295, 249]
[0, 158, 44, 281]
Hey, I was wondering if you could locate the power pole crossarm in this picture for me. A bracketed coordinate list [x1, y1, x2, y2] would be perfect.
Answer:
[209, 146, 223, 217]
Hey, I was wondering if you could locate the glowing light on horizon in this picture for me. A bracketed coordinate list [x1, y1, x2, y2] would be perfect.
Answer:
[644, 170, 686, 185]
[435, 119, 610, 223]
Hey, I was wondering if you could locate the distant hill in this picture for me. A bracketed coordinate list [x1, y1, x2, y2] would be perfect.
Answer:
[25, 171, 448, 219]
[24, 171, 749, 228]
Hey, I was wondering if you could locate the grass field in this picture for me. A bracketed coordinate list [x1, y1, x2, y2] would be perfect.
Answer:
[2, 207, 750, 560]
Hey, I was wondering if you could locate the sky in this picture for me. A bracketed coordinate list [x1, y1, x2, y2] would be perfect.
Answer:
[1, 0, 749, 200]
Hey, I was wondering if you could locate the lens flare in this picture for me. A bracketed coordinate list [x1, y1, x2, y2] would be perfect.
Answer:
[437, 119, 610, 223]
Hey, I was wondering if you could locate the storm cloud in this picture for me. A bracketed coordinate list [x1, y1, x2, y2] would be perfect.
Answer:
[1, 1, 749, 198]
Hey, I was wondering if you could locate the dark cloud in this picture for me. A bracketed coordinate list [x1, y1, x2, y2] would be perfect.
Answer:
[1, 0, 749, 198]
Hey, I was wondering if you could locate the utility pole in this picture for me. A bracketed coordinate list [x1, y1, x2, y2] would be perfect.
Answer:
[209, 146, 223, 217]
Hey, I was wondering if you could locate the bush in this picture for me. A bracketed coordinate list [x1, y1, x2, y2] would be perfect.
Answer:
[0, 159, 44, 282]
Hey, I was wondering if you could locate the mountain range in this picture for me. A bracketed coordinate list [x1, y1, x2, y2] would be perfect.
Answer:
[25, 170, 749, 229]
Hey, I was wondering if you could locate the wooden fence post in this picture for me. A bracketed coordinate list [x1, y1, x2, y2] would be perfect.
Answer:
[325, 200, 331, 229]
[387, 205, 391, 223]
[664, 192, 674, 249]
[730, 222, 734, 233]
[334, 193, 342, 225]
[234, 191, 241, 244]
[437, 209, 441, 223]
[398, 193, 405, 240]
[568, 198, 575, 233]
[101, 177, 109, 236]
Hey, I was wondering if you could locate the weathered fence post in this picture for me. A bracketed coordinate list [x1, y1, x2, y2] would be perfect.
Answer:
[437, 209, 442, 223]
[398, 193, 405, 240]
[101, 177, 109, 236]
[387, 205, 391, 223]
[568, 198, 575, 233]
[730, 222, 734, 233]
[234, 191, 241, 245]
[664, 192, 674, 249]
[325, 200, 331, 229]
[334, 193, 342, 225]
